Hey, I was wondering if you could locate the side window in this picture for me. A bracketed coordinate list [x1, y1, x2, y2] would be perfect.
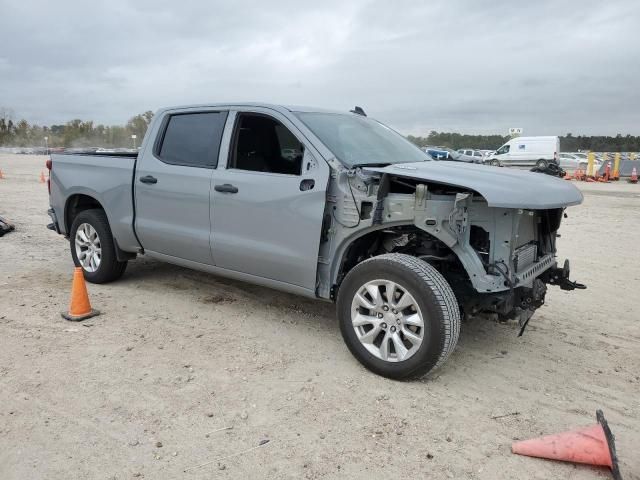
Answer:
[496, 145, 510, 155]
[230, 114, 304, 175]
[157, 112, 228, 168]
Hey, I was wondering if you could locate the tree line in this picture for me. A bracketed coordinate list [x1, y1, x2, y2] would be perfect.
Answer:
[0, 108, 154, 149]
[407, 131, 640, 152]
[1, 107, 639, 152]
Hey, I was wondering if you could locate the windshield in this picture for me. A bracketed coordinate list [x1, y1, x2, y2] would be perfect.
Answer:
[295, 112, 431, 167]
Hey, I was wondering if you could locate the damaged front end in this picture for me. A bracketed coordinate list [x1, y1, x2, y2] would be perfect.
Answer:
[411, 183, 586, 333]
[324, 162, 586, 335]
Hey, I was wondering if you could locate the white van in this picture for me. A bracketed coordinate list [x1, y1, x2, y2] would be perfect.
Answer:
[487, 136, 560, 168]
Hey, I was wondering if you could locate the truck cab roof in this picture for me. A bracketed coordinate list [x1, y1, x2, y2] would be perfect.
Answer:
[156, 103, 348, 116]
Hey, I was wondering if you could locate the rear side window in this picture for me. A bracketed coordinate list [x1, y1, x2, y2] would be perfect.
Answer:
[157, 112, 228, 168]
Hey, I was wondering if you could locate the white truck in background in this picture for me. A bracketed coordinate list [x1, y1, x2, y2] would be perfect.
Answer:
[487, 136, 560, 168]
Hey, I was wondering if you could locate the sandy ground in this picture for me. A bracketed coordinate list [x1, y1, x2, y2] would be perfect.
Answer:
[1, 153, 639, 480]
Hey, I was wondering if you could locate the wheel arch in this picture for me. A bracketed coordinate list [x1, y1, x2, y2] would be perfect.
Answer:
[329, 223, 406, 291]
[64, 192, 105, 233]
[66, 197, 136, 263]
[329, 222, 465, 295]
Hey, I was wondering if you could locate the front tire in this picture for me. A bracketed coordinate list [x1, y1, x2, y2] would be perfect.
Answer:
[536, 159, 548, 168]
[489, 159, 500, 166]
[337, 254, 460, 379]
[69, 209, 127, 284]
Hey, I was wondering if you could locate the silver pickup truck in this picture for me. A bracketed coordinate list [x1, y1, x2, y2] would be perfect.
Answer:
[47, 103, 585, 379]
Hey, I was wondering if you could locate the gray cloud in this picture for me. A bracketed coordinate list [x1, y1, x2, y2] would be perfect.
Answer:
[1, 0, 638, 135]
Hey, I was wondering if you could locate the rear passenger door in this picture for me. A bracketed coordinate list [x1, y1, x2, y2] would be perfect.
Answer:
[135, 110, 228, 264]
[210, 109, 330, 291]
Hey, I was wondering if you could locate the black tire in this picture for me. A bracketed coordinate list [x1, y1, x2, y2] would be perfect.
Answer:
[69, 209, 127, 284]
[337, 253, 460, 379]
[489, 159, 500, 166]
[536, 159, 548, 168]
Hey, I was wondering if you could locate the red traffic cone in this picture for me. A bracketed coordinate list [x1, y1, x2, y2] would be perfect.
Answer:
[512, 410, 621, 479]
[39, 170, 46, 183]
[61, 267, 100, 321]
[629, 167, 638, 184]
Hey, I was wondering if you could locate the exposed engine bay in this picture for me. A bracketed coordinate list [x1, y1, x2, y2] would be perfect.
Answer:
[317, 166, 586, 333]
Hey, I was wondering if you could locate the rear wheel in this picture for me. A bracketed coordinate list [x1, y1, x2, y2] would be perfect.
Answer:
[69, 209, 127, 284]
[337, 254, 460, 379]
[536, 159, 548, 168]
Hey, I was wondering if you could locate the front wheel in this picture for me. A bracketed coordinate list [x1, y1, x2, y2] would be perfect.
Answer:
[337, 254, 460, 379]
[489, 159, 500, 166]
[69, 209, 127, 284]
[536, 159, 548, 168]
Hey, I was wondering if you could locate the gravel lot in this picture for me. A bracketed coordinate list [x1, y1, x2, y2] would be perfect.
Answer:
[1, 153, 639, 479]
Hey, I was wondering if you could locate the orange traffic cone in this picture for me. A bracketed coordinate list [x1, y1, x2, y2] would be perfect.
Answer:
[512, 410, 621, 479]
[39, 170, 46, 183]
[0, 169, 4, 179]
[61, 267, 100, 321]
[629, 167, 638, 184]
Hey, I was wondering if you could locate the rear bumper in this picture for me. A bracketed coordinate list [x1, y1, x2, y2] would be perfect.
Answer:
[47, 208, 61, 234]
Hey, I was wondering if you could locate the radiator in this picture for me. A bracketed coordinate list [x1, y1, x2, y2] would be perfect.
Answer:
[513, 243, 537, 273]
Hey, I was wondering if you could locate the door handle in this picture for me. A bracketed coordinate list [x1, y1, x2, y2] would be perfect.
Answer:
[214, 183, 238, 194]
[139, 175, 157, 184]
[299, 179, 315, 191]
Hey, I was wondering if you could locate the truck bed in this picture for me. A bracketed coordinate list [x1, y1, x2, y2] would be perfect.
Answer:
[49, 153, 140, 252]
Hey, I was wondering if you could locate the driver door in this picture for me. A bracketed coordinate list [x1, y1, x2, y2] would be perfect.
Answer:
[210, 110, 330, 292]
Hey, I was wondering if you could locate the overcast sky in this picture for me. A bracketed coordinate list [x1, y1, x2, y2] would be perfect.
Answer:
[1, 0, 638, 135]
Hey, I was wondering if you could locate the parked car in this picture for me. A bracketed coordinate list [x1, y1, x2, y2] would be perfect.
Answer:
[486, 136, 560, 168]
[558, 153, 582, 172]
[47, 103, 584, 379]
[424, 147, 449, 160]
[425, 147, 477, 163]
[568, 152, 602, 173]
[456, 149, 485, 162]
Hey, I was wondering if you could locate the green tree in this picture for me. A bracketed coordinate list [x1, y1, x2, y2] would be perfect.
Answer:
[126, 111, 154, 142]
